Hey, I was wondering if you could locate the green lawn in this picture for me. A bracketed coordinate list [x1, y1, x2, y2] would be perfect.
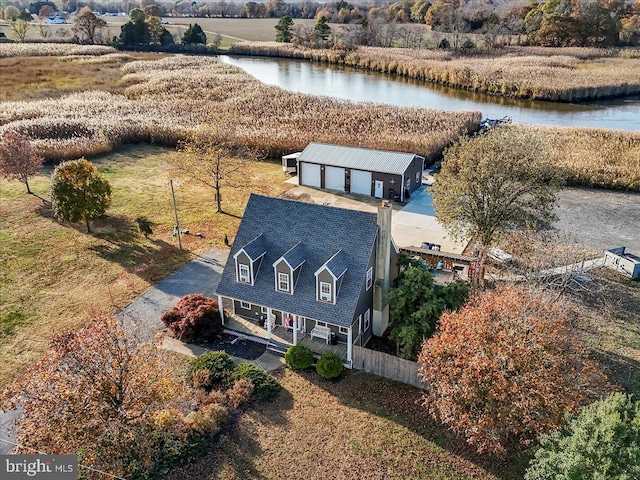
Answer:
[0, 144, 291, 387]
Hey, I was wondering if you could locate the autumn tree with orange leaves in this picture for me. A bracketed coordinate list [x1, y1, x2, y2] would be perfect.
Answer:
[1, 315, 247, 479]
[418, 286, 613, 456]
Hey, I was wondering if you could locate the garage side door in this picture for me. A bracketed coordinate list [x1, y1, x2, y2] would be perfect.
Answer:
[325, 166, 345, 191]
[350, 169, 372, 196]
[300, 162, 321, 188]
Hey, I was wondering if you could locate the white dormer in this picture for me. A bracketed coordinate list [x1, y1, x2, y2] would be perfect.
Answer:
[314, 250, 348, 305]
[233, 233, 266, 285]
[272, 242, 305, 294]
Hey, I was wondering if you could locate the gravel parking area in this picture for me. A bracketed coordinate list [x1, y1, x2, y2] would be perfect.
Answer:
[555, 188, 640, 254]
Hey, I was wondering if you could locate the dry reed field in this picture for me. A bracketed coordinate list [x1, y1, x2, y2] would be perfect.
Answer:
[230, 43, 640, 102]
[511, 125, 640, 191]
[0, 46, 481, 162]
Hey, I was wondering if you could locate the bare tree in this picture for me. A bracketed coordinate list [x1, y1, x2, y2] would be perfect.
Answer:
[9, 19, 30, 42]
[0, 131, 44, 195]
[172, 124, 257, 214]
[72, 7, 107, 44]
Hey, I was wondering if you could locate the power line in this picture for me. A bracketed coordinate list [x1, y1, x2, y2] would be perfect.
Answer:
[0, 437, 128, 480]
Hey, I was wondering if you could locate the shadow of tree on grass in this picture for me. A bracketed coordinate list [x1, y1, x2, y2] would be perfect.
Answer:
[301, 369, 529, 480]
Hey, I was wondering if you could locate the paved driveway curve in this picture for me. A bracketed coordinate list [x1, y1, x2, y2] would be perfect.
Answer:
[116, 248, 229, 340]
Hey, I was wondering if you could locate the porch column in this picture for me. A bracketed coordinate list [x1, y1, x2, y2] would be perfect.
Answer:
[347, 327, 353, 365]
[293, 315, 298, 345]
[217, 295, 224, 325]
[266, 307, 272, 341]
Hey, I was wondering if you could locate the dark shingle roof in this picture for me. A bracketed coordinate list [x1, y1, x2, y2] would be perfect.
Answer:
[239, 233, 266, 261]
[322, 250, 348, 279]
[216, 194, 378, 327]
[281, 242, 306, 270]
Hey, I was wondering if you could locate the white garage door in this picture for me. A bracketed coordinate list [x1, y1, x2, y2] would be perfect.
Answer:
[325, 166, 345, 191]
[300, 162, 321, 188]
[350, 169, 372, 196]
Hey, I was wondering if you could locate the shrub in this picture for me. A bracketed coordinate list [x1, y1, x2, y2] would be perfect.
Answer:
[285, 345, 314, 370]
[316, 352, 343, 379]
[187, 351, 235, 390]
[525, 392, 640, 480]
[224, 378, 254, 409]
[418, 287, 612, 455]
[160, 294, 223, 342]
[229, 363, 281, 401]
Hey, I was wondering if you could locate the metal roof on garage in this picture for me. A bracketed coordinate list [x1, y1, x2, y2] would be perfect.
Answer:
[297, 143, 423, 175]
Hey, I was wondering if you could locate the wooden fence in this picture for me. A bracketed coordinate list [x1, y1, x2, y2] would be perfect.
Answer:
[352, 345, 428, 389]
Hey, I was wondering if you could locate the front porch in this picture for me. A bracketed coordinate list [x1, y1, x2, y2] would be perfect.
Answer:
[225, 314, 348, 363]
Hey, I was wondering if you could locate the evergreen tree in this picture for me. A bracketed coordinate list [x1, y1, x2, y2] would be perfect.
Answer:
[314, 15, 331, 42]
[182, 23, 206, 44]
[275, 15, 293, 42]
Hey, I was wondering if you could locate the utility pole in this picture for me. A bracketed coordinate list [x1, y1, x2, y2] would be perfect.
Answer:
[170, 179, 182, 250]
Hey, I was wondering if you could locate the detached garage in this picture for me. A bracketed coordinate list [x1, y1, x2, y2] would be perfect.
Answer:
[296, 143, 425, 202]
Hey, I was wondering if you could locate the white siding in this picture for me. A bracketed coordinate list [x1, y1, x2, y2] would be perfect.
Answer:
[350, 169, 372, 196]
[300, 162, 321, 188]
[325, 166, 345, 191]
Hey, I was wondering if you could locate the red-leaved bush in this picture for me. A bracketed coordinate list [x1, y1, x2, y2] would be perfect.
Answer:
[160, 294, 223, 342]
[418, 286, 613, 456]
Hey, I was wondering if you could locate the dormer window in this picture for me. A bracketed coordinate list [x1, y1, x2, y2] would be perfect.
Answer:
[320, 282, 332, 302]
[233, 233, 267, 286]
[273, 242, 305, 295]
[315, 250, 347, 305]
[366, 267, 373, 290]
[239, 264, 250, 283]
[278, 272, 290, 293]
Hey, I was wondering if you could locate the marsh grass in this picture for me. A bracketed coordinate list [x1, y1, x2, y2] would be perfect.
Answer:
[0, 144, 291, 387]
[0, 52, 166, 102]
[512, 125, 640, 191]
[1, 54, 481, 163]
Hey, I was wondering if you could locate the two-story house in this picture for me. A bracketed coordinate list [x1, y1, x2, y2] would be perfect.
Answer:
[215, 194, 397, 367]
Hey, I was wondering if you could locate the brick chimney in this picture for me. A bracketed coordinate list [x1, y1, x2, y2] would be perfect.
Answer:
[373, 200, 392, 336]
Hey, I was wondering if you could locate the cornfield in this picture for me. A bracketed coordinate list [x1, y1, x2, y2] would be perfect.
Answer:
[230, 43, 640, 102]
[0, 54, 481, 162]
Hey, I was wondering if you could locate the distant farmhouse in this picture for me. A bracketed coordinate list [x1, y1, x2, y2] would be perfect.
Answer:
[294, 143, 424, 202]
[215, 194, 398, 367]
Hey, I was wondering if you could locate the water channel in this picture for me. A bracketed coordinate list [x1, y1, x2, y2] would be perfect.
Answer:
[220, 55, 640, 131]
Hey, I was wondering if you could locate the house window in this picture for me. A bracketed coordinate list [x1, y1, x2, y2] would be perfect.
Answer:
[366, 267, 373, 290]
[320, 282, 332, 302]
[364, 309, 370, 331]
[278, 272, 290, 292]
[316, 321, 326, 327]
[339, 326, 348, 335]
[416, 171, 421, 183]
[238, 264, 250, 283]
[261, 306, 268, 314]
[240, 301, 251, 310]
[405, 178, 411, 190]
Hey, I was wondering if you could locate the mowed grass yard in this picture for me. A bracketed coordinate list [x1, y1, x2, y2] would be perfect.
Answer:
[165, 369, 525, 480]
[0, 144, 291, 387]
